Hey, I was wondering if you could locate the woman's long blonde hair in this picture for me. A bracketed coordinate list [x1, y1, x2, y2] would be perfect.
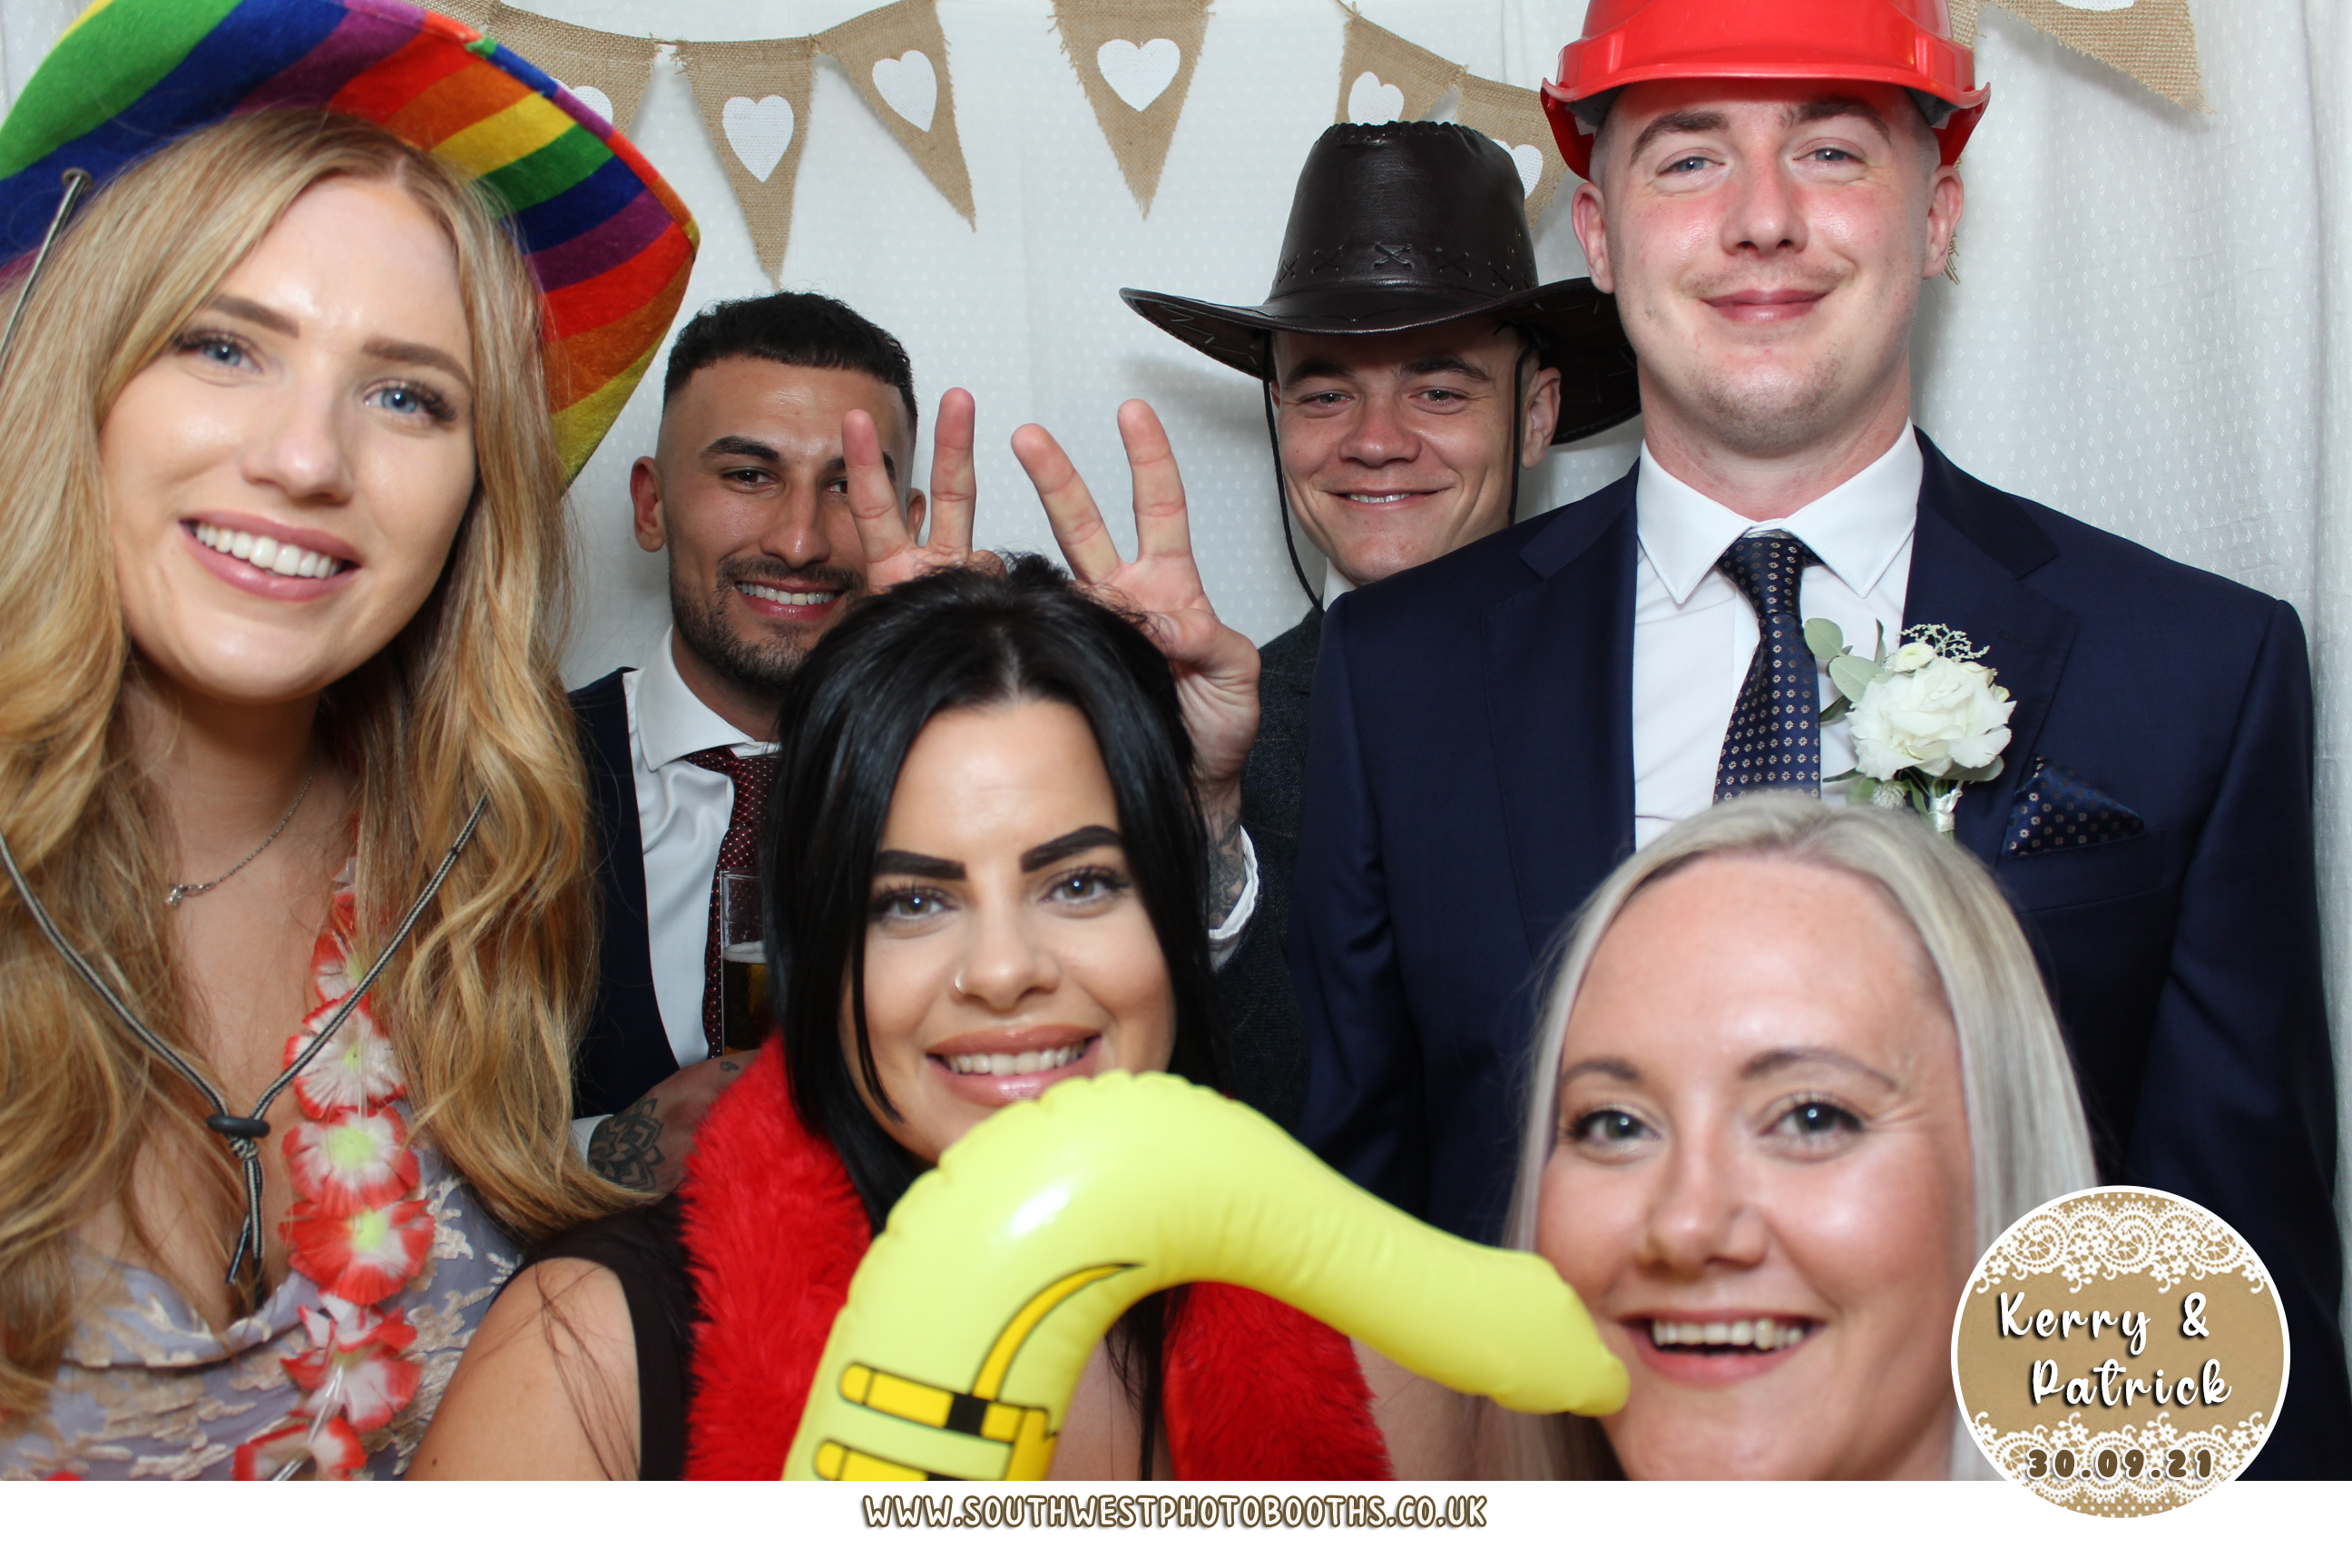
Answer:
[1482, 794, 2098, 1479]
[0, 111, 618, 1413]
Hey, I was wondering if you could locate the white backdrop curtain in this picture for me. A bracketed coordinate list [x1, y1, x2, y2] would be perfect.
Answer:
[6, 0, 2348, 1350]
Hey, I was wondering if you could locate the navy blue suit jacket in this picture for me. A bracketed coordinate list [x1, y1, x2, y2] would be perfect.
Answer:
[1290, 434, 2349, 1475]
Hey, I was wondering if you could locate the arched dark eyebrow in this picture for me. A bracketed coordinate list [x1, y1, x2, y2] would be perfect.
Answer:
[703, 435, 780, 465]
[1020, 825, 1121, 872]
[874, 849, 962, 879]
[871, 827, 1120, 882]
[1560, 1056, 1642, 1086]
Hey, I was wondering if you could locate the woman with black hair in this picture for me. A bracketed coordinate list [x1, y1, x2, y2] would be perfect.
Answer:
[416, 559, 1453, 1480]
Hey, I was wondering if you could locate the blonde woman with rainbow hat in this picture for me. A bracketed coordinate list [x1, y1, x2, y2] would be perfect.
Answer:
[0, 0, 695, 1478]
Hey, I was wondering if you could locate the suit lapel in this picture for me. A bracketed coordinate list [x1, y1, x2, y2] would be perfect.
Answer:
[1485, 482, 1639, 951]
[1902, 437, 2076, 862]
[1276, 605, 1322, 698]
[570, 670, 677, 1114]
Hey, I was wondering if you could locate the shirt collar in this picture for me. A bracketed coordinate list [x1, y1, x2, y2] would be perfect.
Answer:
[1635, 426, 1923, 607]
[635, 626, 762, 769]
[1323, 561, 1353, 608]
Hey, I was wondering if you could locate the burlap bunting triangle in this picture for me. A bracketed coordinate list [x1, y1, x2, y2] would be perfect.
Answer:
[674, 37, 818, 281]
[1956, 0, 2206, 113]
[482, 3, 660, 135]
[1334, 8, 1458, 126]
[816, 0, 975, 226]
[1334, 11, 1569, 220]
[1451, 71, 1567, 223]
[1049, 0, 1211, 217]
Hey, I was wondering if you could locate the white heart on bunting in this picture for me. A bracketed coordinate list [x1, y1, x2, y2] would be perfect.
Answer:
[871, 50, 938, 132]
[1492, 137, 1543, 196]
[1348, 70, 1406, 123]
[1096, 38, 1181, 113]
[722, 94, 795, 182]
[563, 83, 614, 127]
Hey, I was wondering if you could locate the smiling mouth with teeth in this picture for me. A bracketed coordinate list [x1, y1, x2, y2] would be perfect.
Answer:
[738, 583, 841, 607]
[942, 1042, 1088, 1077]
[1647, 1317, 1814, 1354]
[191, 523, 348, 580]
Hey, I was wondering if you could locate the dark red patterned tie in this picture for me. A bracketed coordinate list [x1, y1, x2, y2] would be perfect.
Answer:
[685, 746, 779, 1058]
[1713, 532, 1822, 800]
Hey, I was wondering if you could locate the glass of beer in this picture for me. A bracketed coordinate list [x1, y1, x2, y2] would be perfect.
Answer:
[717, 869, 769, 1056]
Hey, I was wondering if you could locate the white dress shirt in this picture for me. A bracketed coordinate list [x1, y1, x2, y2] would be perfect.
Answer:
[627, 629, 766, 1068]
[1632, 427, 1922, 848]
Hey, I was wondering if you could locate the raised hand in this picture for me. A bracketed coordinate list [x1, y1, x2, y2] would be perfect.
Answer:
[1011, 400, 1261, 918]
[845, 386, 981, 593]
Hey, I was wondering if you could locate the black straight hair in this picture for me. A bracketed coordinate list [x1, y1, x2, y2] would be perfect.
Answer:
[759, 555, 1227, 1229]
[662, 289, 918, 444]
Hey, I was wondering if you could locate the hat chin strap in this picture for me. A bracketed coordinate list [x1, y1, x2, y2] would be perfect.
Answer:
[1506, 338, 1534, 531]
[1261, 361, 1323, 616]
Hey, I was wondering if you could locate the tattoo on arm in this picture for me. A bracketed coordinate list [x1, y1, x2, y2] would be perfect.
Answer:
[587, 1096, 662, 1192]
[1206, 810, 1247, 926]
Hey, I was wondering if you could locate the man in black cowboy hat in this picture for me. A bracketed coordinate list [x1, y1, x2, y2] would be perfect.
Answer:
[1123, 122, 1639, 1124]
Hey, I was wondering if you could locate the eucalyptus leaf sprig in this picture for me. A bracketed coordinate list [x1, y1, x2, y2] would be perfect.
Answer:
[1807, 619, 2014, 834]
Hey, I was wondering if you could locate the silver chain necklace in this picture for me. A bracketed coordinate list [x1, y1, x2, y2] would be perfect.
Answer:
[166, 759, 317, 907]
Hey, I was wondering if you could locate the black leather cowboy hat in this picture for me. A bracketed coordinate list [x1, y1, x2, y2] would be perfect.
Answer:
[1122, 121, 1640, 444]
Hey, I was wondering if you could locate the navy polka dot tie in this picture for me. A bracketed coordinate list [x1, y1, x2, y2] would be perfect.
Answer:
[686, 746, 778, 1058]
[1713, 532, 1821, 801]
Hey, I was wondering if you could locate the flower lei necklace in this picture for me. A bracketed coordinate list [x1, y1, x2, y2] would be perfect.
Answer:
[231, 862, 434, 1482]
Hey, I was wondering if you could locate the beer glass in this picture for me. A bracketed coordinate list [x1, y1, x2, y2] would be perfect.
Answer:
[717, 868, 770, 1055]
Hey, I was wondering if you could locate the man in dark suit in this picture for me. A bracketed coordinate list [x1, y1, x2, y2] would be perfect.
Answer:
[1291, 10, 2349, 1474]
[1121, 122, 1640, 1123]
[570, 294, 943, 1185]
[573, 295, 1265, 1192]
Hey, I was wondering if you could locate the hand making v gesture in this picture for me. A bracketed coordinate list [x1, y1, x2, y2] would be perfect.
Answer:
[842, 386, 987, 590]
[1011, 400, 1262, 918]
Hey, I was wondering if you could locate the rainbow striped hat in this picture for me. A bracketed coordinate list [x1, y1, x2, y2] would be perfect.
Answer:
[0, 0, 697, 480]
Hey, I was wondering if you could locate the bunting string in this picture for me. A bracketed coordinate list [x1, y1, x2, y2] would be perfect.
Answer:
[435, 0, 2208, 284]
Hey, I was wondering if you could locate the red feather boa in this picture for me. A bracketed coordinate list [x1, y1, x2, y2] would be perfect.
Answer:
[678, 1047, 1391, 1481]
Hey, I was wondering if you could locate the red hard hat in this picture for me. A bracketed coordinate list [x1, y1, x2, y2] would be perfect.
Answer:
[1543, 0, 1991, 180]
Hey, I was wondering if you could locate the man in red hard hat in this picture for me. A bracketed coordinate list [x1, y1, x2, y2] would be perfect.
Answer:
[1290, 0, 2348, 1476]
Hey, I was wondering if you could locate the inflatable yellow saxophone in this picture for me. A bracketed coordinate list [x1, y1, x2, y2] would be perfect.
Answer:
[784, 1072, 1625, 1481]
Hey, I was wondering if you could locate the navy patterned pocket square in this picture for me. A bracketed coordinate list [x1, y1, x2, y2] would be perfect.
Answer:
[2001, 759, 2145, 858]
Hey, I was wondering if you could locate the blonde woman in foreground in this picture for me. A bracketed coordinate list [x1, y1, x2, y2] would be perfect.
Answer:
[1484, 793, 2097, 1480]
[0, 3, 694, 1477]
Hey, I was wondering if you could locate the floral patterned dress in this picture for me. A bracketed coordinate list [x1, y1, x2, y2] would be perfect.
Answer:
[1, 863, 521, 1479]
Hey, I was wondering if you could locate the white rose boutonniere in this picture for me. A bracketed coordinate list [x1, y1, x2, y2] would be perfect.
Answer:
[1804, 620, 2014, 835]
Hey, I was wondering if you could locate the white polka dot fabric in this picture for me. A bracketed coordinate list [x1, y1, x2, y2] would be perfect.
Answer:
[4, 1, 2345, 1338]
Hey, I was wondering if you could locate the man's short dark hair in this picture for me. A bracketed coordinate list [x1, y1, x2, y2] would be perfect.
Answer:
[662, 291, 918, 442]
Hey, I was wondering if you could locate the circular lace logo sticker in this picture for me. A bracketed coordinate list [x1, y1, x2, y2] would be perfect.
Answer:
[1951, 1186, 2288, 1515]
